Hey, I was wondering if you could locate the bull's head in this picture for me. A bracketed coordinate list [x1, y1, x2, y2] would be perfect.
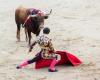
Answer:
[29, 9, 52, 19]
[28, 9, 52, 36]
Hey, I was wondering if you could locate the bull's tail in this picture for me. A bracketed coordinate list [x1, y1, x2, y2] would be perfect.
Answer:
[15, 9, 21, 41]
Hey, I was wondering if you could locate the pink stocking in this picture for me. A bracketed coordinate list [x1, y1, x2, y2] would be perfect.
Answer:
[18, 60, 28, 68]
[49, 58, 58, 70]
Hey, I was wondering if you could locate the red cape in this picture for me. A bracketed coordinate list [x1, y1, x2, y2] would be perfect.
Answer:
[35, 51, 82, 69]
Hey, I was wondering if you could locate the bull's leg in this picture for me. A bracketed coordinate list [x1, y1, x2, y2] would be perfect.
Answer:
[16, 24, 21, 41]
[24, 28, 28, 42]
[28, 31, 32, 46]
[36, 29, 40, 36]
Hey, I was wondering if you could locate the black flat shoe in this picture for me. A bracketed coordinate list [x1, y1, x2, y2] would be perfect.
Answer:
[48, 69, 58, 72]
[16, 66, 21, 69]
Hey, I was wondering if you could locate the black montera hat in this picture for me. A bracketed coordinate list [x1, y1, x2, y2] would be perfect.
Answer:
[43, 27, 50, 34]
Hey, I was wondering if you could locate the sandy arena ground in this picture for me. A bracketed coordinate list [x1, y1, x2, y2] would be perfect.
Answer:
[0, 0, 100, 80]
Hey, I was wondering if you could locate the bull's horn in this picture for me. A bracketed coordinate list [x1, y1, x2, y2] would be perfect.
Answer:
[49, 9, 52, 14]
[45, 9, 52, 15]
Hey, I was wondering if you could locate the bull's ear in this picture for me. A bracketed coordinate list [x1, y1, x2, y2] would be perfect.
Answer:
[44, 16, 49, 19]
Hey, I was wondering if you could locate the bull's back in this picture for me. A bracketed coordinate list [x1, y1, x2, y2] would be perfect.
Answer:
[15, 6, 28, 24]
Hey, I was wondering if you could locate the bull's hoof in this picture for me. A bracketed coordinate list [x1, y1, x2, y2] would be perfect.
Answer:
[16, 35, 20, 42]
[18, 39, 20, 42]
[25, 39, 28, 42]
[16, 40, 20, 42]
[16, 39, 20, 42]
[16, 37, 20, 42]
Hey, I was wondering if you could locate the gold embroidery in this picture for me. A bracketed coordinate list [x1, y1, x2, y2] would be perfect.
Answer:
[36, 35, 55, 59]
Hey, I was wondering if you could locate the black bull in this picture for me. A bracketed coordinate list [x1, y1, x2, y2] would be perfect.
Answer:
[15, 7, 52, 45]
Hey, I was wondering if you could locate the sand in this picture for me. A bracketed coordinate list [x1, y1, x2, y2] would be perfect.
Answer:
[0, 0, 100, 80]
